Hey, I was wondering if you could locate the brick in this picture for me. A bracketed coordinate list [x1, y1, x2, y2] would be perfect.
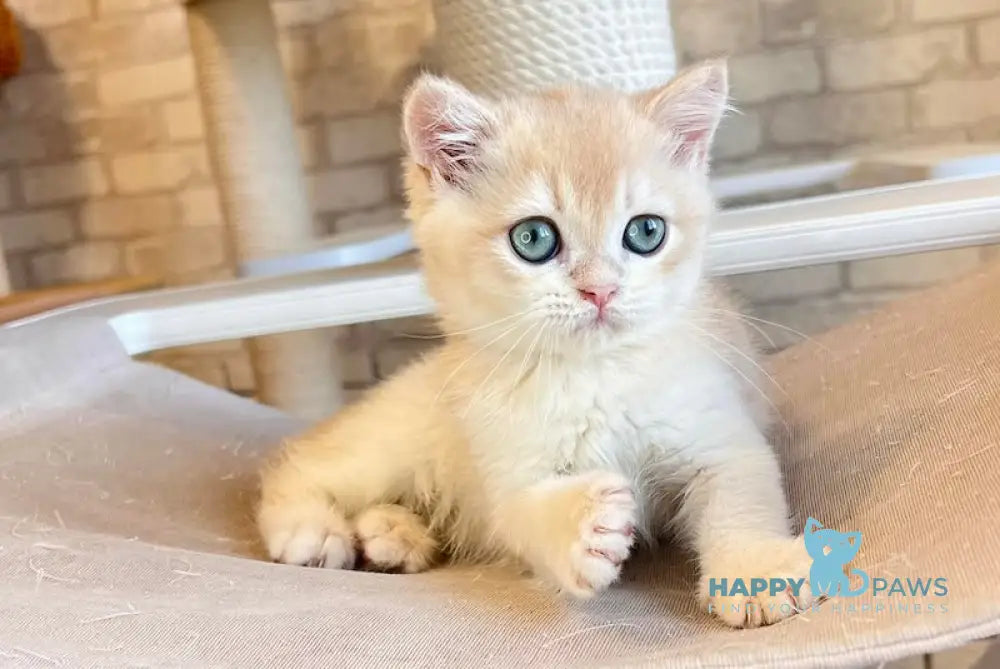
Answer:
[3, 254, 31, 291]
[124, 236, 166, 277]
[0, 173, 10, 211]
[165, 227, 229, 275]
[978, 17, 1000, 64]
[770, 91, 907, 146]
[0, 209, 75, 251]
[309, 165, 390, 214]
[95, 8, 189, 65]
[826, 28, 968, 92]
[730, 49, 822, 104]
[1, 73, 97, 118]
[0, 126, 47, 163]
[31, 241, 123, 283]
[224, 351, 256, 392]
[80, 195, 176, 238]
[97, 0, 176, 14]
[10, 0, 90, 27]
[17, 22, 99, 71]
[297, 123, 325, 170]
[762, 0, 895, 44]
[327, 112, 401, 165]
[164, 99, 205, 141]
[22, 159, 110, 205]
[713, 109, 763, 161]
[847, 248, 983, 289]
[165, 357, 228, 388]
[177, 186, 224, 227]
[279, 31, 316, 77]
[912, 0, 1000, 22]
[832, 129, 970, 160]
[338, 325, 377, 385]
[293, 71, 380, 119]
[111, 147, 211, 193]
[334, 204, 405, 233]
[89, 107, 166, 153]
[730, 263, 842, 302]
[969, 117, 1000, 141]
[673, 0, 762, 59]
[912, 76, 1000, 128]
[97, 57, 195, 106]
[316, 16, 349, 68]
[271, 0, 329, 28]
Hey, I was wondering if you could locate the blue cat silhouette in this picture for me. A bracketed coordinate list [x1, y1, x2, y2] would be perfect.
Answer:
[804, 517, 869, 598]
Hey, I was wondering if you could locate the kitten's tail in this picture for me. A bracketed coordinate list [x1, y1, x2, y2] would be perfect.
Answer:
[845, 568, 870, 597]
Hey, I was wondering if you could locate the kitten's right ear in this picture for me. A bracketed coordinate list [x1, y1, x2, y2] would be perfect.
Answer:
[402, 74, 496, 189]
[638, 60, 728, 173]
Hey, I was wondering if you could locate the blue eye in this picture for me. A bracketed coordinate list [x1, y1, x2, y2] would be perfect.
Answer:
[623, 214, 667, 255]
[509, 218, 560, 263]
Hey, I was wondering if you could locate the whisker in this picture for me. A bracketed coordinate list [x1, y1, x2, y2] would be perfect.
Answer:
[686, 322, 789, 400]
[513, 322, 548, 391]
[703, 307, 830, 352]
[683, 327, 790, 437]
[398, 306, 539, 340]
[432, 320, 525, 406]
[462, 321, 540, 419]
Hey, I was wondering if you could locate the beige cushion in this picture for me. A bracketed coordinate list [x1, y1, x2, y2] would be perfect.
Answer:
[1, 263, 999, 667]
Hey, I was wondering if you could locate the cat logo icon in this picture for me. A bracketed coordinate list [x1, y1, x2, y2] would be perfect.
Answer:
[805, 517, 869, 598]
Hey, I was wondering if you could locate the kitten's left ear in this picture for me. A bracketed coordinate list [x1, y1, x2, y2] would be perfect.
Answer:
[402, 73, 496, 190]
[638, 60, 729, 173]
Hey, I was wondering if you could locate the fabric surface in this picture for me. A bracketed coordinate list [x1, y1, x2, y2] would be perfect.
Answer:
[1, 264, 1000, 667]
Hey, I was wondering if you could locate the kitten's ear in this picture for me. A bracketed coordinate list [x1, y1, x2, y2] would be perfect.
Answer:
[805, 517, 823, 533]
[638, 60, 729, 172]
[402, 73, 496, 189]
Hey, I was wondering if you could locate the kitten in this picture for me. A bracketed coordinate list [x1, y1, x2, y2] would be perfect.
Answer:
[257, 61, 814, 628]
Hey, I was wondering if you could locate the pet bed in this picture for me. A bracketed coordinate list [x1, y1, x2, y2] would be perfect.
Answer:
[1, 258, 999, 667]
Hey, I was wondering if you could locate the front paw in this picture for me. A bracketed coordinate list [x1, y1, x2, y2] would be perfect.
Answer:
[258, 499, 356, 569]
[540, 472, 638, 598]
[700, 536, 814, 628]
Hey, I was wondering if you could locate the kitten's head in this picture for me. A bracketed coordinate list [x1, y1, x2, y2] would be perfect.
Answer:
[401, 62, 728, 352]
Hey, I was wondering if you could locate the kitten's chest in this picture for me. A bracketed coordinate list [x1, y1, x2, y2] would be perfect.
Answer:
[538, 358, 692, 475]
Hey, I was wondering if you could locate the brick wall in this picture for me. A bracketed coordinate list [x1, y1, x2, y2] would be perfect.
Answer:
[676, 0, 1000, 356]
[1, 0, 998, 396]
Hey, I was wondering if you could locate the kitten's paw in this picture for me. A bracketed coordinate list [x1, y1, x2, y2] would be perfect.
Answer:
[700, 535, 814, 628]
[354, 504, 437, 573]
[553, 472, 637, 598]
[258, 500, 356, 569]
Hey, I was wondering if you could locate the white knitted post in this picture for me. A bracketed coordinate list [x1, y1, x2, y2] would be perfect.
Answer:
[431, 0, 677, 96]
[185, 0, 342, 419]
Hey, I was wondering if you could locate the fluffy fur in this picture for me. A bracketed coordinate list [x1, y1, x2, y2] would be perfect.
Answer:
[257, 61, 813, 628]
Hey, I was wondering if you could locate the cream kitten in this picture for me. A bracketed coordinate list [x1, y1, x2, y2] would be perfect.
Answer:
[257, 61, 814, 628]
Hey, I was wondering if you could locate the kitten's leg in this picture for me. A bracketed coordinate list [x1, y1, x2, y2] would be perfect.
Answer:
[258, 362, 445, 569]
[675, 431, 813, 628]
[354, 504, 437, 573]
[493, 471, 638, 598]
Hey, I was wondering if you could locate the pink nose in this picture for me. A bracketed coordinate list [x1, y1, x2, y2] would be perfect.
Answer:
[577, 285, 618, 310]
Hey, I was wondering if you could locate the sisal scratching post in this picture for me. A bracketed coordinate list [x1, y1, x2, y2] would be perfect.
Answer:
[431, 0, 677, 97]
[185, 0, 342, 419]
